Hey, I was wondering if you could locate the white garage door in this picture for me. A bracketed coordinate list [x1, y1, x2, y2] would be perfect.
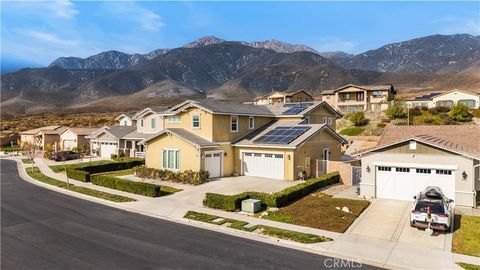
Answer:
[63, 140, 75, 150]
[242, 152, 284, 180]
[376, 165, 455, 201]
[205, 152, 222, 178]
[100, 142, 117, 158]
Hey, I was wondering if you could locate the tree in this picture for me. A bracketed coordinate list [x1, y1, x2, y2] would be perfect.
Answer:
[386, 104, 407, 119]
[348, 112, 369, 126]
[21, 142, 38, 173]
[448, 103, 472, 122]
[43, 143, 53, 158]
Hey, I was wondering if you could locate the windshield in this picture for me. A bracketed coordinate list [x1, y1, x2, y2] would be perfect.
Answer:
[414, 201, 445, 214]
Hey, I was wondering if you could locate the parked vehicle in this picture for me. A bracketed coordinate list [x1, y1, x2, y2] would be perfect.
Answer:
[49, 151, 80, 161]
[410, 186, 453, 231]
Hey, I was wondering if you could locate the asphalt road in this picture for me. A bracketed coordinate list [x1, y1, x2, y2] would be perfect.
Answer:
[1, 159, 381, 270]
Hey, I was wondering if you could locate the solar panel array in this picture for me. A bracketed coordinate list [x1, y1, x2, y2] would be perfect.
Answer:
[253, 126, 311, 144]
[282, 103, 313, 115]
[415, 93, 440, 100]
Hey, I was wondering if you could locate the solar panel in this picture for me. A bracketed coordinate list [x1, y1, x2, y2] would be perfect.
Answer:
[253, 126, 311, 145]
[282, 103, 314, 115]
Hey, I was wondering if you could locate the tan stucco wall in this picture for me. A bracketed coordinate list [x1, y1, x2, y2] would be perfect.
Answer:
[305, 106, 337, 129]
[137, 113, 163, 134]
[118, 116, 133, 126]
[360, 146, 477, 208]
[60, 130, 77, 150]
[97, 132, 117, 142]
[20, 134, 35, 145]
[145, 133, 200, 171]
[163, 108, 214, 141]
[287, 92, 313, 103]
[212, 115, 272, 142]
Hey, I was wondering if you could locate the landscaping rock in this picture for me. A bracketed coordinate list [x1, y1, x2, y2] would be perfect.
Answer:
[269, 207, 279, 212]
[212, 218, 225, 223]
[341, 206, 350, 213]
[335, 206, 341, 210]
[261, 211, 269, 216]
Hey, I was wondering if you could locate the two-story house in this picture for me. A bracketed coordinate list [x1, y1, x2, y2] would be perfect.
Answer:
[141, 100, 346, 180]
[321, 84, 396, 113]
[253, 90, 314, 105]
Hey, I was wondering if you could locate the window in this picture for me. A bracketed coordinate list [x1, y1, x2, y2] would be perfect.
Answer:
[436, 169, 452, 175]
[163, 149, 180, 170]
[301, 116, 310, 124]
[168, 116, 181, 123]
[230, 115, 239, 132]
[409, 141, 417, 150]
[192, 114, 200, 129]
[378, 166, 391, 171]
[327, 118, 333, 125]
[253, 153, 262, 157]
[151, 118, 156, 129]
[396, 167, 410, 172]
[342, 93, 351, 100]
[458, 99, 476, 108]
[264, 154, 273, 158]
[140, 119, 144, 127]
[323, 117, 328, 124]
[416, 168, 431, 174]
[356, 92, 364, 101]
[249, 116, 255, 129]
[123, 120, 127, 126]
[372, 91, 383, 98]
[244, 153, 252, 157]
[274, 154, 284, 159]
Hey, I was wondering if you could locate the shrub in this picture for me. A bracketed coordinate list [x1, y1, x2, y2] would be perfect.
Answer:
[436, 106, 451, 113]
[339, 127, 364, 136]
[133, 165, 209, 185]
[67, 169, 90, 182]
[111, 154, 118, 159]
[376, 123, 387, 128]
[471, 109, 480, 118]
[443, 117, 457, 125]
[348, 112, 369, 126]
[448, 103, 472, 122]
[428, 107, 439, 115]
[381, 118, 391, 123]
[91, 175, 161, 197]
[409, 107, 422, 116]
[203, 172, 340, 210]
[420, 106, 429, 111]
[423, 117, 434, 124]
[66, 160, 145, 182]
[386, 104, 406, 119]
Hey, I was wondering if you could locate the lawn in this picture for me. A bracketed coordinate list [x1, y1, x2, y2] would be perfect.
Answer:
[339, 127, 364, 136]
[263, 192, 370, 233]
[22, 158, 33, 164]
[94, 168, 134, 177]
[457, 263, 480, 270]
[411, 111, 443, 125]
[26, 167, 136, 202]
[184, 211, 331, 244]
[452, 215, 480, 257]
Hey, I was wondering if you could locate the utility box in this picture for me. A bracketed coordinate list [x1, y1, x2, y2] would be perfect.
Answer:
[241, 199, 262, 214]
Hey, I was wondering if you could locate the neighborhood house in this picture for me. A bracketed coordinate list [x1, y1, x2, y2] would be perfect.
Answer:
[253, 90, 314, 105]
[405, 89, 480, 109]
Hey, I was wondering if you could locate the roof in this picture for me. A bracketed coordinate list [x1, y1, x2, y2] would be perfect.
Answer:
[142, 128, 219, 148]
[356, 125, 480, 160]
[334, 84, 393, 93]
[413, 92, 441, 101]
[265, 101, 342, 118]
[233, 120, 347, 149]
[122, 131, 152, 140]
[132, 107, 165, 119]
[254, 90, 312, 101]
[63, 127, 100, 136]
[36, 126, 67, 136]
[89, 125, 136, 139]
[162, 100, 274, 117]
[321, 89, 335, 95]
[19, 125, 62, 135]
[431, 89, 480, 100]
[115, 113, 134, 120]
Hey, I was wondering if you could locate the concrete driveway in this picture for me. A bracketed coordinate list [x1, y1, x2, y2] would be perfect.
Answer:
[347, 199, 449, 250]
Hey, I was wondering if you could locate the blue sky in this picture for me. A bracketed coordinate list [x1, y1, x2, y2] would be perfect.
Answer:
[1, 1, 479, 69]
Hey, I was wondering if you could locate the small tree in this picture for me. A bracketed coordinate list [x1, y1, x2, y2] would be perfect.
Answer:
[348, 111, 369, 126]
[21, 142, 38, 173]
[386, 104, 407, 119]
[43, 143, 53, 158]
[448, 103, 472, 122]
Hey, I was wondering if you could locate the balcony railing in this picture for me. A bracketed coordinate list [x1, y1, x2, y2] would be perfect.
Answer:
[134, 152, 145, 158]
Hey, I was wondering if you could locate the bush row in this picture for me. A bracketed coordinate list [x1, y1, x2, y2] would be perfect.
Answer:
[90, 175, 161, 197]
[203, 172, 340, 211]
[67, 159, 145, 182]
[133, 165, 209, 185]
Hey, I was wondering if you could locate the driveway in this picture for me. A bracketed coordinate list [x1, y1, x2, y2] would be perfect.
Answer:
[348, 199, 449, 250]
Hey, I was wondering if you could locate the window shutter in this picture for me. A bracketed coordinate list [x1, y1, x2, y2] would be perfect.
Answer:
[175, 150, 180, 170]
[163, 150, 167, 168]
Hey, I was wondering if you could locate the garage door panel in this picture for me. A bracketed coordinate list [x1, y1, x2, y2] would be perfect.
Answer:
[243, 152, 284, 180]
[100, 142, 117, 158]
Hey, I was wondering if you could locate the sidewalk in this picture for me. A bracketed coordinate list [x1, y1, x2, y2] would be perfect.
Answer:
[11, 157, 480, 269]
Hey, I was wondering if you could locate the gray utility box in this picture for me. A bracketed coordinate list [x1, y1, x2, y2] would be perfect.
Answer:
[241, 199, 262, 214]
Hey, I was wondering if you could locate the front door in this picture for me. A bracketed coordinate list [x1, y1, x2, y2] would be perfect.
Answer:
[205, 151, 222, 178]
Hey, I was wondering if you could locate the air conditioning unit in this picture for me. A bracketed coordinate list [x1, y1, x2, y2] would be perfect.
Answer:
[241, 199, 262, 214]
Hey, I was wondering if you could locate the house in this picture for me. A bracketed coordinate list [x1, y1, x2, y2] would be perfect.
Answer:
[59, 127, 99, 151]
[321, 84, 396, 113]
[116, 113, 135, 126]
[356, 125, 480, 208]
[253, 90, 314, 105]
[19, 125, 67, 150]
[405, 89, 480, 109]
[88, 125, 137, 158]
[140, 99, 346, 180]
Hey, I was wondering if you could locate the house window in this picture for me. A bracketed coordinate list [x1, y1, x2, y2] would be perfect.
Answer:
[416, 168, 431, 174]
[192, 114, 200, 129]
[168, 116, 181, 123]
[458, 99, 476, 108]
[123, 120, 127, 126]
[409, 141, 416, 150]
[372, 91, 383, 98]
[436, 169, 452, 175]
[342, 93, 351, 100]
[378, 166, 391, 171]
[249, 116, 255, 129]
[323, 117, 328, 124]
[327, 118, 333, 125]
[140, 119, 144, 127]
[163, 149, 180, 170]
[231, 116, 239, 132]
[396, 167, 410, 173]
[356, 92, 364, 101]
[151, 118, 156, 129]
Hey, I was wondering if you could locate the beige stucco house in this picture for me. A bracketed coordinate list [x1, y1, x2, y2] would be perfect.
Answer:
[405, 89, 480, 109]
[321, 84, 396, 113]
[59, 127, 99, 151]
[141, 100, 346, 180]
[19, 125, 67, 150]
[253, 90, 314, 105]
[116, 113, 135, 126]
[356, 125, 480, 208]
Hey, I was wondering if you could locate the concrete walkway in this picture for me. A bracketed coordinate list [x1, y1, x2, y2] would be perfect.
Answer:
[11, 156, 480, 269]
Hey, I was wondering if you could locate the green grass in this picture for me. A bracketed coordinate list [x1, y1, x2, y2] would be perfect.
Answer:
[22, 158, 33, 164]
[412, 111, 443, 125]
[457, 263, 480, 270]
[184, 211, 331, 243]
[263, 192, 370, 233]
[453, 215, 480, 257]
[94, 168, 134, 177]
[339, 127, 364, 136]
[50, 160, 114, 173]
[26, 167, 136, 203]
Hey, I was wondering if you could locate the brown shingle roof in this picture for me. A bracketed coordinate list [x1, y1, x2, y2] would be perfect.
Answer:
[357, 125, 480, 159]
[335, 84, 393, 92]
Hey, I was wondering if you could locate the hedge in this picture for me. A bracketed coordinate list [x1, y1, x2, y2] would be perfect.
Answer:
[67, 160, 145, 182]
[90, 175, 161, 197]
[203, 172, 340, 211]
[133, 165, 209, 185]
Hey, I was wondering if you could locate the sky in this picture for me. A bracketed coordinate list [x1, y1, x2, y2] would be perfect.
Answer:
[1, 1, 479, 70]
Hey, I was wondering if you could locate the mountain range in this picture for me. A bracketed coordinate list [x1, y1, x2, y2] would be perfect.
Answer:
[2, 34, 479, 113]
